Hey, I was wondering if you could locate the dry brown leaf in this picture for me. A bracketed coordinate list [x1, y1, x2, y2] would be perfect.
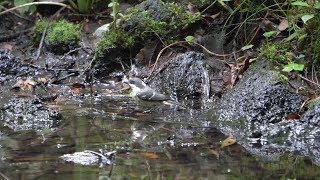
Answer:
[211, 148, 220, 159]
[141, 152, 159, 159]
[278, 19, 289, 31]
[287, 113, 301, 120]
[221, 134, 236, 148]
[13, 79, 36, 91]
[308, 91, 317, 99]
[1, 43, 13, 51]
[210, 12, 221, 20]
[187, 2, 198, 15]
[70, 83, 85, 93]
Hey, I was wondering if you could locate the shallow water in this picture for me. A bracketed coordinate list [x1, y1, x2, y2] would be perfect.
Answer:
[0, 94, 319, 179]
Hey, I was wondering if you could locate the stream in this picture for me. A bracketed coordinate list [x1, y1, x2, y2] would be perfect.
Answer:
[0, 93, 319, 179]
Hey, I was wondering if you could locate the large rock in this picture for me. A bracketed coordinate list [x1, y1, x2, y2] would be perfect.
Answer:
[210, 60, 320, 164]
[149, 52, 210, 101]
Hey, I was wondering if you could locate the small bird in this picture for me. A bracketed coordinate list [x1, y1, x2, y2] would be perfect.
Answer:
[122, 76, 171, 101]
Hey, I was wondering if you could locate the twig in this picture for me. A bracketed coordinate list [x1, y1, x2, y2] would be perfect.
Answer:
[79, 57, 95, 76]
[59, 46, 91, 60]
[0, 2, 71, 16]
[148, 41, 237, 78]
[201, 0, 218, 14]
[299, 75, 320, 88]
[34, 23, 49, 62]
[0, 172, 10, 180]
[28, 64, 85, 72]
[0, 5, 31, 21]
[49, 72, 77, 84]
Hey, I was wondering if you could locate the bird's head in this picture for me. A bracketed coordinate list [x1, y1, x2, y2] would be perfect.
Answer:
[122, 76, 147, 96]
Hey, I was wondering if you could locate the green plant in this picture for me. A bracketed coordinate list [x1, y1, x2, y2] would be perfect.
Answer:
[13, 0, 36, 14]
[108, 0, 120, 30]
[282, 62, 304, 72]
[69, 0, 93, 13]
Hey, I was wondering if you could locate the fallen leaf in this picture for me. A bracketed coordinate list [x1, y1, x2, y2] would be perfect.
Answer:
[1, 43, 13, 51]
[308, 91, 317, 99]
[287, 113, 301, 120]
[211, 148, 220, 159]
[37, 77, 49, 84]
[187, 2, 198, 15]
[210, 12, 221, 20]
[70, 83, 85, 93]
[141, 152, 159, 159]
[12, 79, 36, 91]
[278, 19, 289, 31]
[221, 134, 236, 148]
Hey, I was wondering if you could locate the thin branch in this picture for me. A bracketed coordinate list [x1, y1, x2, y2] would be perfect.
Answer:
[34, 23, 49, 62]
[0, 172, 10, 180]
[299, 75, 320, 88]
[0, 2, 71, 16]
[148, 41, 238, 79]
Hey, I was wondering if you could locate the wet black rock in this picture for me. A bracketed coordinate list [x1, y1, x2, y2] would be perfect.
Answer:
[210, 59, 320, 164]
[0, 49, 22, 80]
[149, 52, 210, 101]
[215, 60, 302, 125]
[0, 98, 61, 131]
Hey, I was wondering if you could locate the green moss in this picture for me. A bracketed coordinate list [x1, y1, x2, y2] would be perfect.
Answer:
[273, 71, 289, 83]
[45, 20, 80, 45]
[95, 29, 135, 59]
[33, 20, 49, 43]
[258, 41, 292, 67]
[33, 20, 80, 54]
[95, 0, 199, 61]
[123, 0, 199, 43]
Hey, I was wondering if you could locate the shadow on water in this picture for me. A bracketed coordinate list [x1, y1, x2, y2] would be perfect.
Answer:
[0, 94, 320, 179]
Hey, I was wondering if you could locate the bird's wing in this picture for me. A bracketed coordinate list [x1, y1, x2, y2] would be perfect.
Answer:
[137, 90, 170, 101]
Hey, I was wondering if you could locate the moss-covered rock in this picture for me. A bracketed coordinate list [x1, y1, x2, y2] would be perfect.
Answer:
[122, 0, 199, 42]
[95, 29, 135, 59]
[33, 20, 81, 54]
[94, 0, 199, 74]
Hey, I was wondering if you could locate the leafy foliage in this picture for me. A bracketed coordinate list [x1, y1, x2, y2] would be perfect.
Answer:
[13, 0, 36, 14]
[282, 63, 304, 72]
